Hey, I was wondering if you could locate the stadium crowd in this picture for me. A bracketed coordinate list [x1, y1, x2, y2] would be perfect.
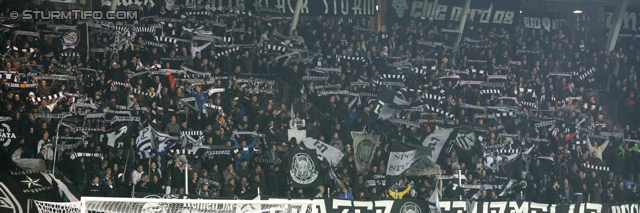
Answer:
[1, 0, 640, 206]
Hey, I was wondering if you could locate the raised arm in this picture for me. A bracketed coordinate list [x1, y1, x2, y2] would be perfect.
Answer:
[600, 140, 610, 152]
[398, 185, 413, 197]
[231, 135, 241, 148]
[247, 137, 258, 148]
[586, 137, 595, 152]
[194, 42, 212, 53]
[630, 143, 640, 151]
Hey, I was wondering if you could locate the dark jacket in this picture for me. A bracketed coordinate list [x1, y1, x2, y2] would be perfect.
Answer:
[266, 170, 280, 194]
[547, 187, 561, 204]
[101, 184, 119, 197]
[221, 183, 236, 198]
[602, 189, 615, 203]
[85, 183, 101, 196]
[627, 189, 640, 202]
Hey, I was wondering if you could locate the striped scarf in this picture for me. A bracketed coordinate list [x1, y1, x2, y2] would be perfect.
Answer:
[480, 89, 501, 95]
[69, 152, 104, 160]
[30, 92, 65, 103]
[131, 27, 155, 33]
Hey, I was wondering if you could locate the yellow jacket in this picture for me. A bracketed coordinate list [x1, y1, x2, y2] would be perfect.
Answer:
[388, 185, 412, 199]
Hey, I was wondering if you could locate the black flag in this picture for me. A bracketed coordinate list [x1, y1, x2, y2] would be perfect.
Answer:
[288, 148, 322, 187]
[441, 126, 482, 164]
[94, 122, 137, 148]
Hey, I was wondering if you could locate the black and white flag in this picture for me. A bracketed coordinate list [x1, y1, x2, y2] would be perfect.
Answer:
[136, 125, 174, 154]
[352, 132, 379, 173]
[386, 142, 440, 188]
[442, 126, 482, 163]
[93, 122, 137, 148]
[300, 138, 345, 167]
[421, 128, 455, 163]
[288, 148, 322, 187]
[180, 134, 204, 148]
[374, 86, 411, 120]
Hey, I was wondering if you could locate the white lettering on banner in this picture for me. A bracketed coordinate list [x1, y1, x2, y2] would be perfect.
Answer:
[256, 0, 374, 15]
[523, 17, 566, 31]
[584, 203, 602, 213]
[0, 123, 16, 147]
[406, 0, 513, 24]
[508, 201, 528, 213]
[387, 150, 417, 175]
[529, 202, 548, 212]
[351, 201, 373, 211]
[333, 200, 393, 213]
[332, 199, 352, 213]
[210, 0, 245, 9]
[567, 202, 577, 213]
[610, 204, 640, 213]
[487, 202, 507, 213]
[606, 12, 638, 32]
[265, 199, 321, 213]
[373, 200, 394, 213]
[440, 201, 467, 213]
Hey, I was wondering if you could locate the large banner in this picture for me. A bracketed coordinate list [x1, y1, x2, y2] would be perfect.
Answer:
[522, 11, 567, 32]
[387, 0, 517, 26]
[268, 198, 640, 213]
[605, 5, 640, 37]
[100, 0, 376, 16]
[129, 194, 640, 213]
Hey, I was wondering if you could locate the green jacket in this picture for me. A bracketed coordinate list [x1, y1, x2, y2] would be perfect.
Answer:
[618, 143, 640, 158]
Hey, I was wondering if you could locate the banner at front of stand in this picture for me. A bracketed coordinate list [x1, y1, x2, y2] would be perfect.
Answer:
[262, 197, 640, 213]
[522, 11, 567, 32]
[386, 0, 518, 26]
[267, 197, 463, 213]
[605, 5, 640, 38]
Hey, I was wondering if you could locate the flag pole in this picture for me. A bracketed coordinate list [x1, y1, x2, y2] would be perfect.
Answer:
[184, 158, 189, 195]
[458, 170, 462, 186]
[438, 169, 443, 198]
[86, 20, 89, 58]
[52, 121, 61, 174]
